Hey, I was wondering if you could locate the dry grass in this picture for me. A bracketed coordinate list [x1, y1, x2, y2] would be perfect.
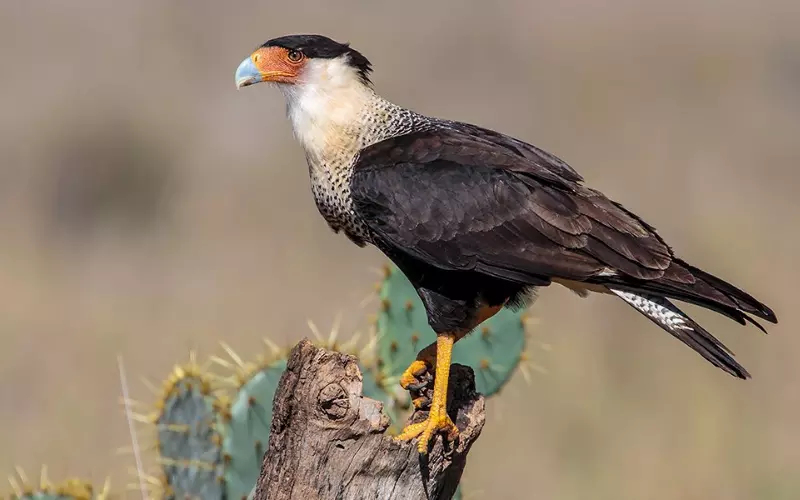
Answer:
[1, 0, 798, 498]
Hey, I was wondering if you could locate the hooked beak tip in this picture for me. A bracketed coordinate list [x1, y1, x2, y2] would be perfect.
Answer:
[235, 56, 261, 90]
[236, 77, 257, 90]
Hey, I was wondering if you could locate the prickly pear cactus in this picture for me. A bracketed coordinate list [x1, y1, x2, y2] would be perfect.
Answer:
[204, 332, 427, 497]
[7, 468, 110, 500]
[212, 333, 409, 498]
[153, 357, 224, 500]
[148, 328, 481, 499]
[376, 264, 529, 397]
[216, 356, 287, 500]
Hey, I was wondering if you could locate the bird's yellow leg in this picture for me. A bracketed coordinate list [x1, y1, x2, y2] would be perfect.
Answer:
[398, 305, 503, 397]
[394, 332, 459, 453]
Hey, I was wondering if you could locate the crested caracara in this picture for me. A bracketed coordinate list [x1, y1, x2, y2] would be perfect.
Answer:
[235, 34, 778, 454]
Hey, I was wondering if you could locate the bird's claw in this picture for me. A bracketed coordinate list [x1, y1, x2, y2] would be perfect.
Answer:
[397, 356, 459, 452]
[394, 411, 459, 454]
[411, 395, 431, 409]
[405, 380, 430, 392]
[399, 359, 433, 391]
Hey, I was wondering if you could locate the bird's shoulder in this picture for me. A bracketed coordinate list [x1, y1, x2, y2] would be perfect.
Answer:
[354, 119, 584, 188]
[349, 118, 683, 283]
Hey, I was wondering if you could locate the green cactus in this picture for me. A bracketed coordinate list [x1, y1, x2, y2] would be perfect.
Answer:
[212, 335, 405, 498]
[7, 469, 110, 500]
[148, 333, 479, 500]
[216, 356, 287, 500]
[11, 259, 528, 500]
[375, 263, 529, 398]
[153, 359, 224, 500]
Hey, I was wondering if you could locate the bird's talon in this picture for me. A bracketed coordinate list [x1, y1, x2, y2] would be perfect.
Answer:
[399, 359, 432, 390]
[412, 396, 431, 409]
[406, 381, 429, 392]
[393, 420, 426, 441]
[394, 412, 459, 454]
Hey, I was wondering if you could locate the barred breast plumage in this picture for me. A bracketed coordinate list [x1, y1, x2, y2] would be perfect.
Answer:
[299, 91, 431, 246]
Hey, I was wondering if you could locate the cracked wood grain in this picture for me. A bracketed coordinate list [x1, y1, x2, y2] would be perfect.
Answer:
[253, 339, 485, 500]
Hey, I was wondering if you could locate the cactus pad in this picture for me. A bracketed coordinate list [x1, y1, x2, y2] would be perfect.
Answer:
[217, 357, 287, 500]
[7, 469, 110, 500]
[147, 331, 486, 499]
[376, 264, 529, 397]
[154, 360, 224, 500]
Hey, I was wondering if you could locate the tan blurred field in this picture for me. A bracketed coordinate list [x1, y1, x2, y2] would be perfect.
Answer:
[1, 0, 799, 498]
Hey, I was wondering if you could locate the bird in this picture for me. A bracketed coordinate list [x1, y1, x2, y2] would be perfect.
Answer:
[234, 34, 778, 454]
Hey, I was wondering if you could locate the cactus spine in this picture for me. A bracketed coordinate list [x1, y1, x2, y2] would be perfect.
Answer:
[153, 354, 224, 500]
[7, 468, 110, 500]
[10, 261, 540, 500]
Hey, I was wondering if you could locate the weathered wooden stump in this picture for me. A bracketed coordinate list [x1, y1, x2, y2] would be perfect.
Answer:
[253, 339, 486, 500]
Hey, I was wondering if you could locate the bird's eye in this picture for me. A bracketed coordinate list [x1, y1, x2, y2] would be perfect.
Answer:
[287, 50, 303, 63]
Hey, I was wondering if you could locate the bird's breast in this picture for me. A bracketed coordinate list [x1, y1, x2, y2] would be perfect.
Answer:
[307, 156, 372, 246]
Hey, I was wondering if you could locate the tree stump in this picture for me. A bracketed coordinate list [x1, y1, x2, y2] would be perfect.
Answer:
[253, 339, 486, 500]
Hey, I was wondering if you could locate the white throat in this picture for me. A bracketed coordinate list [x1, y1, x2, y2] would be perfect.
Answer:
[278, 57, 378, 160]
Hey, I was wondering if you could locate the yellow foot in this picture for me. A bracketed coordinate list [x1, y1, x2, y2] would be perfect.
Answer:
[411, 395, 430, 409]
[399, 359, 431, 391]
[396, 333, 458, 453]
[394, 412, 459, 454]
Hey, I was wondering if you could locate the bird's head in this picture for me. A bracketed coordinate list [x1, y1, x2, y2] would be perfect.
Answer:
[235, 34, 373, 91]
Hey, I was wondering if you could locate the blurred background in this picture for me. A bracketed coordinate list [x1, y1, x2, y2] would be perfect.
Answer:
[1, 0, 799, 498]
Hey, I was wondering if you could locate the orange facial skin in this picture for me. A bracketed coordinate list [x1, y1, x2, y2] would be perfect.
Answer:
[251, 46, 306, 84]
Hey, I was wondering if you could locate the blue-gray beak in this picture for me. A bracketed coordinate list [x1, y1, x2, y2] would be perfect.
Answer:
[235, 56, 262, 89]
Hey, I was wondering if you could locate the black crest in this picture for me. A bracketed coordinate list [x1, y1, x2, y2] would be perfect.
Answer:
[261, 34, 373, 84]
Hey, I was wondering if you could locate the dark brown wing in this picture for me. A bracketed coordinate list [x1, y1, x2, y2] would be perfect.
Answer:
[350, 127, 776, 326]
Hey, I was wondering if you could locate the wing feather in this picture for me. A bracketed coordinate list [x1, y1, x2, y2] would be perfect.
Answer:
[351, 126, 777, 326]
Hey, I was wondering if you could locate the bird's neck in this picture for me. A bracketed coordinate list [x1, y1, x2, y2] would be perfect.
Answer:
[281, 81, 399, 165]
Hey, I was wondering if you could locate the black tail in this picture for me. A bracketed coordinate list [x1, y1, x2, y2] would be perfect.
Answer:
[596, 258, 777, 332]
[679, 260, 777, 323]
[609, 289, 751, 379]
